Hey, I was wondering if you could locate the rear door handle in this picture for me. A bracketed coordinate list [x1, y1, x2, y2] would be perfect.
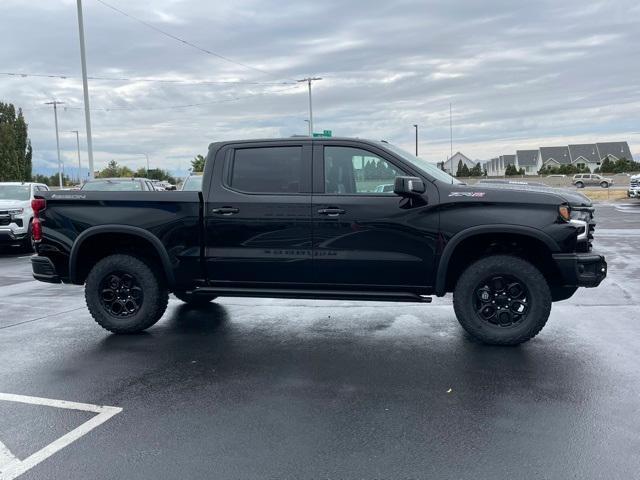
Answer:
[211, 206, 239, 215]
[318, 207, 345, 216]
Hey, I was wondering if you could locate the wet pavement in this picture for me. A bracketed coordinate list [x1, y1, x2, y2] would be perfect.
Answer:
[0, 202, 639, 479]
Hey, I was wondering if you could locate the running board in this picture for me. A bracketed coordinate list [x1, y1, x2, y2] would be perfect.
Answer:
[189, 287, 432, 303]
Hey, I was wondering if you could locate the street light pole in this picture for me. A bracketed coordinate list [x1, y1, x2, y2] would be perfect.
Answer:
[144, 153, 150, 176]
[68, 130, 82, 183]
[413, 124, 419, 156]
[45, 101, 64, 188]
[76, 0, 95, 179]
[297, 77, 322, 136]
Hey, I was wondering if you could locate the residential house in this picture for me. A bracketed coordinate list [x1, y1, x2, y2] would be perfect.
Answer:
[516, 150, 539, 175]
[539, 146, 571, 170]
[441, 152, 476, 175]
[500, 154, 516, 172]
[568, 144, 600, 172]
[596, 142, 633, 162]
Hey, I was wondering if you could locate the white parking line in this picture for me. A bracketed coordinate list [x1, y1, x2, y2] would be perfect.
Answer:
[0, 393, 122, 480]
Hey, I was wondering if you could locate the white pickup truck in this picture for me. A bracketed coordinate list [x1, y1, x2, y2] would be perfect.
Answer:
[628, 175, 640, 199]
[0, 182, 50, 251]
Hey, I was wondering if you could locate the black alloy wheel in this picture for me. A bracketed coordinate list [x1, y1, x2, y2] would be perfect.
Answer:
[99, 271, 144, 318]
[474, 275, 529, 328]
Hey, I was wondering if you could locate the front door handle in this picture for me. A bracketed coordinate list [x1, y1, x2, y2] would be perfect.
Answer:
[318, 207, 345, 216]
[211, 206, 239, 215]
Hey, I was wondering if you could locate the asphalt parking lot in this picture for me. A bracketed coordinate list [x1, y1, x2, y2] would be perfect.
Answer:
[1, 202, 639, 480]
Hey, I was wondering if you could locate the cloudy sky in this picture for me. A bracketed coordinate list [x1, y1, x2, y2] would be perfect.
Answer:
[1, 0, 638, 176]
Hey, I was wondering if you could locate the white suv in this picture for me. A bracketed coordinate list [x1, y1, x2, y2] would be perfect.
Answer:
[629, 175, 640, 198]
[0, 182, 49, 251]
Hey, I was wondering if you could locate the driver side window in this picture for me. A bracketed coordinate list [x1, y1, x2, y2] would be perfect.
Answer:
[324, 146, 406, 194]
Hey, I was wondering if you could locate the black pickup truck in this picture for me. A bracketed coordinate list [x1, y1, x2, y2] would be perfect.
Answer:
[30, 137, 607, 345]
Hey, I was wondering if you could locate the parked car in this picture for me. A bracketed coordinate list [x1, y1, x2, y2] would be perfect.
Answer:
[546, 174, 567, 178]
[30, 137, 607, 346]
[628, 175, 640, 199]
[572, 174, 614, 189]
[0, 182, 49, 251]
[181, 174, 203, 191]
[159, 181, 176, 191]
[81, 177, 157, 191]
[374, 184, 394, 193]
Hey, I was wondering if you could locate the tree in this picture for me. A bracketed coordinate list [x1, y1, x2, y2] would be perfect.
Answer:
[461, 164, 470, 177]
[134, 167, 177, 185]
[456, 160, 464, 177]
[191, 154, 205, 172]
[469, 163, 482, 177]
[0, 102, 31, 182]
[97, 160, 134, 178]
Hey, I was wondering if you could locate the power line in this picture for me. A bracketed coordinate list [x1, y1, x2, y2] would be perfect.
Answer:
[94, 0, 290, 81]
[0, 71, 295, 86]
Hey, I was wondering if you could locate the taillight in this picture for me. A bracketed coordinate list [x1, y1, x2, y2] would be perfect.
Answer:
[31, 198, 46, 242]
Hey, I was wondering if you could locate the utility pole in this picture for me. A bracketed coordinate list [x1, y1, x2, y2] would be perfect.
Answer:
[68, 130, 82, 183]
[76, 0, 95, 179]
[297, 77, 322, 136]
[449, 102, 453, 159]
[413, 124, 419, 156]
[144, 153, 150, 176]
[45, 101, 65, 188]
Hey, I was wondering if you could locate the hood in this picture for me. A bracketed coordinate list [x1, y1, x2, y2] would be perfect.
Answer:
[473, 182, 592, 207]
[0, 199, 30, 210]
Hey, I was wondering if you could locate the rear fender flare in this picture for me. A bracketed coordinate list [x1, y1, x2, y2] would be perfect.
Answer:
[69, 225, 175, 287]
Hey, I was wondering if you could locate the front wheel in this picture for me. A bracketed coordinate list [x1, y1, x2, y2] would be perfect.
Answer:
[600, 181, 609, 188]
[85, 254, 168, 334]
[453, 255, 552, 345]
[575, 182, 584, 188]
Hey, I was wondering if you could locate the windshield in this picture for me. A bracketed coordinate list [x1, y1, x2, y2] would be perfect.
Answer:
[0, 185, 30, 201]
[182, 175, 203, 191]
[81, 180, 143, 191]
[380, 143, 462, 184]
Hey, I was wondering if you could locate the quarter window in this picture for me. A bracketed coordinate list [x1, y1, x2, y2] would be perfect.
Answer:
[324, 146, 406, 194]
[229, 146, 306, 194]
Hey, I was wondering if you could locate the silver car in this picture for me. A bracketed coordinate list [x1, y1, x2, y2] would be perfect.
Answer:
[572, 174, 614, 188]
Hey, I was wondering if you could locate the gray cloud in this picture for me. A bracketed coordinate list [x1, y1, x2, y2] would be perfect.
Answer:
[1, 0, 638, 175]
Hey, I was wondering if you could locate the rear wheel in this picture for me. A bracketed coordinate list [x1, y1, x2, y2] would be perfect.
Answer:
[600, 181, 609, 188]
[575, 181, 584, 188]
[173, 290, 217, 306]
[453, 255, 552, 345]
[85, 254, 168, 333]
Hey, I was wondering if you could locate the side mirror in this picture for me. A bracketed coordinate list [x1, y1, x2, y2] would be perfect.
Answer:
[394, 176, 426, 197]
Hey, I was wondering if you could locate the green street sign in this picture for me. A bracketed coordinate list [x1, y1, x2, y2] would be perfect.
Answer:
[312, 130, 332, 138]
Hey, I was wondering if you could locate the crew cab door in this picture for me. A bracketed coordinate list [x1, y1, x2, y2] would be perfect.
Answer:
[205, 141, 313, 285]
[311, 142, 439, 288]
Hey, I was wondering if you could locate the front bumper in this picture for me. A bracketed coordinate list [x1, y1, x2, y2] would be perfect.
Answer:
[31, 256, 62, 284]
[0, 228, 28, 244]
[628, 189, 640, 198]
[552, 253, 607, 288]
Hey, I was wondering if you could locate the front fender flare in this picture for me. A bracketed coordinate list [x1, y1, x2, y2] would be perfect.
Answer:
[434, 224, 560, 296]
[69, 225, 176, 287]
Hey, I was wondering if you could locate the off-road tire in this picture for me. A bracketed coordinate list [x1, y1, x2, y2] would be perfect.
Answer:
[173, 290, 217, 306]
[21, 221, 34, 252]
[85, 254, 168, 334]
[453, 255, 552, 345]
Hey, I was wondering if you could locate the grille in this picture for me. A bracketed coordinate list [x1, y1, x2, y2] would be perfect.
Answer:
[631, 179, 639, 188]
[0, 215, 10, 226]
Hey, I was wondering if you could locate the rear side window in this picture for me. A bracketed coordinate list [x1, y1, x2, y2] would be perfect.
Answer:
[229, 146, 306, 194]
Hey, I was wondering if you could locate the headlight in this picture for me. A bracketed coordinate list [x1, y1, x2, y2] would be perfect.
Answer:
[8, 208, 24, 217]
